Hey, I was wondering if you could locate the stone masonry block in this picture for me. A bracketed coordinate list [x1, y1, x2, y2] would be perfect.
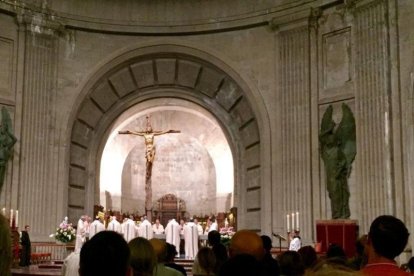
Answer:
[109, 67, 137, 97]
[246, 167, 260, 189]
[71, 121, 93, 148]
[77, 99, 103, 128]
[215, 78, 242, 111]
[240, 120, 260, 148]
[196, 67, 224, 97]
[177, 60, 200, 88]
[156, 58, 176, 84]
[70, 144, 87, 168]
[68, 187, 85, 207]
[245, 210, 261, 229]
[68, 208, 84, 224]
[69, 167, 87, 188]
[245, 144, 260, 169]
[90, 81, 119, 111]
[230, 97, 254, 127]
[131, 60, 155, 88]
[246, 189, 261, 209]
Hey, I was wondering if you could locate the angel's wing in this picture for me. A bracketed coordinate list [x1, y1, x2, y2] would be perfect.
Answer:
[1, 107, 13, 132]
[335, 103, 356, 166]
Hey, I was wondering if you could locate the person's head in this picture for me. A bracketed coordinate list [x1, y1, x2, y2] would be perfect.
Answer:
[208, 230, 221, 246]
[149, 238, 167, 263]
[155, 219, 160, 224]
[24, 225, 30, 232]
[407, 256, 414, 272]
[229, 230, 264, 260]
[0, 214, 12, 276]
[195, 247, 216, 275]
[326, 243, 346, 260]
[298, 245, 318, 269]
[308, 260, 359, 276]
[278, 250, 305, 276]
[260, 235, 272, 253]
[219, 254, 264, 276]
[79, 231, 130, 276]
[367, 215, 409, 260]
[129, 237, 156, 276]
[165, 243, 178, 262]
[355, 234, 367, 257]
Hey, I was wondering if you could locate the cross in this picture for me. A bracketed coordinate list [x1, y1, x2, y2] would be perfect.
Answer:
[119, 115, 180, 221]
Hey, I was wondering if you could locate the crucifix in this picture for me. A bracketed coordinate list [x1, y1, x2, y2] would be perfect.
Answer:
[119, 115, 180, 221]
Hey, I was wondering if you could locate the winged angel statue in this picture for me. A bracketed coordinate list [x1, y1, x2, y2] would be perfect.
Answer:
[319, 104, 356, 219]
[0, 107, 17, 194]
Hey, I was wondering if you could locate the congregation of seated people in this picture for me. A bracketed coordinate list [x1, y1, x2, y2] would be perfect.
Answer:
[1, 214, 413, 276]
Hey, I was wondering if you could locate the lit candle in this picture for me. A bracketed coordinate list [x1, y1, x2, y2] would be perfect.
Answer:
[291, 212, 295, 231]
[296, 211, 299, 230]
[286, 214, 290, 232]
[2, 207, 5, 216]
[10, 209, 13, 227]
[16, 210, 18, 227]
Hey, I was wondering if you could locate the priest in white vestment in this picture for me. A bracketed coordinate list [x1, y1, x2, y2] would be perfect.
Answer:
[209, 218, 218, 232]
[138, 217, 153, 240]
[88, 217, 105, 240]
[74, 216, 86, 252]
[152, 219, 165, 234]
[165, 218, 181, 257]
[122, 216, 137, 242]
[107, 216, 122, 233]
[194, 219, 204, 235]
[183, 218, 199, 259]
[289, 231, 301, 251]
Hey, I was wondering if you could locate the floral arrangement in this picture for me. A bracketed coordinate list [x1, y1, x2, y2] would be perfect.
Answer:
[50, 217, 76, 243]
[219, 226, 235, 247]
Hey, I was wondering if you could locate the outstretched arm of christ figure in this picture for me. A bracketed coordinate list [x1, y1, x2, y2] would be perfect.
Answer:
[118, 130, 146, 136]
[153, 130, 181, 136]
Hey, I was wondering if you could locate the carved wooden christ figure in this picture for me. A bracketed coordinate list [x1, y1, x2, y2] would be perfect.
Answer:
[119, 115, 180, 219]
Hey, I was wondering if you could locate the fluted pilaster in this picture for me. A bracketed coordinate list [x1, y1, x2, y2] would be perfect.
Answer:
[19, 21, 60, 239]
[354, 0, 392, 230]
[278, 26, 312, 237]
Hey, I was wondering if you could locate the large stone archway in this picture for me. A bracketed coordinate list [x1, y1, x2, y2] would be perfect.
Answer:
[68, 44, 271, 231]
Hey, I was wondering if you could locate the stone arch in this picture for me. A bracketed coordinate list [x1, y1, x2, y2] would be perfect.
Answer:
[68, 44, 270, 231]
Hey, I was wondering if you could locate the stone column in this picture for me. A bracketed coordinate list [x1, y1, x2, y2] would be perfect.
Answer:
[17, 13, 62, 240]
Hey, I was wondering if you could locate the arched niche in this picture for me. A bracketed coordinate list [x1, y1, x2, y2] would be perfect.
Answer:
[68, 44, 270, 231]
[100, 103, 230, 217]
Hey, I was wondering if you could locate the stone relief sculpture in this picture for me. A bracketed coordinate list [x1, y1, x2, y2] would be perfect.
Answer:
[0, 107, 17, 194]
[319, 103, 356, 219]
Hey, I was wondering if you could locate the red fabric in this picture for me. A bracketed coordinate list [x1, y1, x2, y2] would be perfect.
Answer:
[362, 263, 410, 276]
[316, 220, 358, 257]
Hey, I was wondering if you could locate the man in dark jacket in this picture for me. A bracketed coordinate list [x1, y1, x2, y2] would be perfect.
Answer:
[19, 225, 31, 266]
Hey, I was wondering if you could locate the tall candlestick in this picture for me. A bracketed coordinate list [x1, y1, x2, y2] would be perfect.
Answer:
[286, 214, 290, 232]
[10, 209, 13, 227]
[296, 211, 299, 230]
[291, 212, 295, 231]
[16, 210, 18, 228]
